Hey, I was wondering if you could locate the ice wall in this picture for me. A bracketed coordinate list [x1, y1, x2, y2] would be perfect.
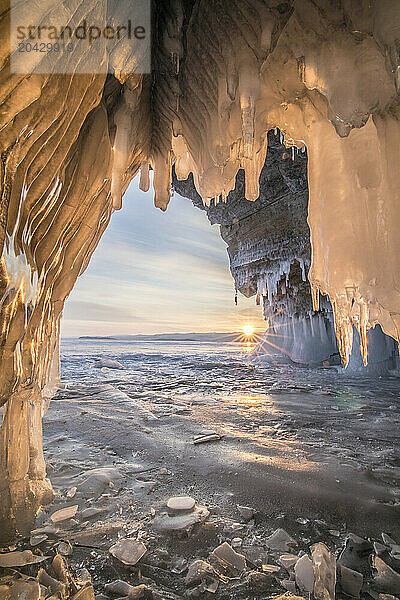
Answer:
[174, 130, 339, 366]
[168, 0, 400, 368]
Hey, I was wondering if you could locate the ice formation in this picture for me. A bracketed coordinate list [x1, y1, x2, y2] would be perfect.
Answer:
[0, 0, 400, 538]
[174, 130, 340, 367]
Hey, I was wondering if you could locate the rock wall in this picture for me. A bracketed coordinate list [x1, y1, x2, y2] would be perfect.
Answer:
[174, 130, 340, 365]
[175, 130, 400, 370]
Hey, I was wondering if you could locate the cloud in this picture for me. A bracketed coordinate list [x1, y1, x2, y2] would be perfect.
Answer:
[62, 178, 266, 336]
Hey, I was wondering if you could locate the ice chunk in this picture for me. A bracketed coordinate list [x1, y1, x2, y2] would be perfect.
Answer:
[311, 542, 336, 600]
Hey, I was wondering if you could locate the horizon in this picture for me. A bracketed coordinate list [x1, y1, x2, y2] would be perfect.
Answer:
[62, 329, 266, 339]
[61, 175, 266, 337]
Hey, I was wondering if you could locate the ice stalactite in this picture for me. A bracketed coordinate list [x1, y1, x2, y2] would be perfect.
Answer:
[153, 152, 173, 211]
[307, 115, 400, 367]
[111, 79, 147, 210]
[139, 163, 151, 193]
[111, 99, 132, 210]
[262, 312, 337, 366]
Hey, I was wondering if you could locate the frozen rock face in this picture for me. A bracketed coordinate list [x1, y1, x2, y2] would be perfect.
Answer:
[175, 132, 400, 369]
[1, 0, 400, 537]
[174, 130, 340, 366]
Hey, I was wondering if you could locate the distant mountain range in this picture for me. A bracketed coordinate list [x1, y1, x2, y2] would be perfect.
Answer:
[77, 332, 250, 342]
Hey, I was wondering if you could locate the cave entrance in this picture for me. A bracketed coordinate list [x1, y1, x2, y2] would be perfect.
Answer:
[2, 147, 400, 597]
[62, 176, 265, 339]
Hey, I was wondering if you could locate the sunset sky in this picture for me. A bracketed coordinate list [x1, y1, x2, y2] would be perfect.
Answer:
[61, 177, 266, 337]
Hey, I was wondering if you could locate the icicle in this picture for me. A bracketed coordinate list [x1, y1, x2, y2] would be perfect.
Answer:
[240, 96, 255, 159]
[285, 262, 290, 285]
[139, 163, 150, 192]
[358, 300, 369, 366]
[239, 58, 259, 159]
[311, 286, 320, 312]
[1, 183, 41, 329]
[302, 317, 308, 338]
[110, 85, 141, 210]
[153, 153, 172, 211]
[243, 161, 260, 201]
[266, 277, 272, 302]
[299, 259, 306, 282]
[309, 313, 315, 338]
[331, 299, 353, 368]
[291, 147, 295, 161]
[318, 314, 327, 342]
[280, 131, 283, 144]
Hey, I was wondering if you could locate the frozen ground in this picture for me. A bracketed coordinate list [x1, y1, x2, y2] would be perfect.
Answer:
[16, 337, 397, 598]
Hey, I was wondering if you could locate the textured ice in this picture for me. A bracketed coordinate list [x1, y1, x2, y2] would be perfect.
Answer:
[1, 0, 400, 537]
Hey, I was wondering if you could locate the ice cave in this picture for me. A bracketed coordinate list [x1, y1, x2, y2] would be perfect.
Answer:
[0, 0, 400, 597]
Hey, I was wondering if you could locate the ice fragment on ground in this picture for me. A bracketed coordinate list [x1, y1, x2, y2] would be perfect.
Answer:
[339, 565, 363, 598]
[338, 533, 373, 576]
[0, 575, 40, 600]
[76, 467, 123, 499]
[80, 507, 109, 521]
[57, 541, 73, 556]
[66, 486, 77, 499]
[75, 568, 92, 586]
[382, 534, 397, 547]
[0, 550, 49, 567]
[210, 542, 247, 576]
[262, 564, 281, 574]
[167, 496, 195, 512]
[171, 556, 188, 574]
[193, 433, 221, 444]
[279, 554, 299, 570]
[93, 358, 124, 369]
[295, 554, 314, 593]
[30, 533, 48, 546]
[109, 539, 147, 566]
[37, 568, 67, 598]
[237, 505, 255, 521]
[186, 560, 219, 594]
[247, 570, 276, 590]
[374, 542, 388, 556]
[311, 542, 336, 600]
[373, 556, 400, 595]
[51, 554, 69, 584]
[266, 529, 298, 552]
[104, 580, 134, 596]
[71, 586, 96, 600]
[153, 505, 209, 533]
[50, 505, 79, 523]
[281, 580, 298, 593]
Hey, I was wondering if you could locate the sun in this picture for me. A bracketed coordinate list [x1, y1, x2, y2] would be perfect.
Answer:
[242, 325, 255, 337]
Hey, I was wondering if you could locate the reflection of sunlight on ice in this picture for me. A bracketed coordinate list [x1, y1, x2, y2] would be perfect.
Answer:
[224, 392, 281, 416]
[232, 449, 317, 472]
[237, 394, 262, 406]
